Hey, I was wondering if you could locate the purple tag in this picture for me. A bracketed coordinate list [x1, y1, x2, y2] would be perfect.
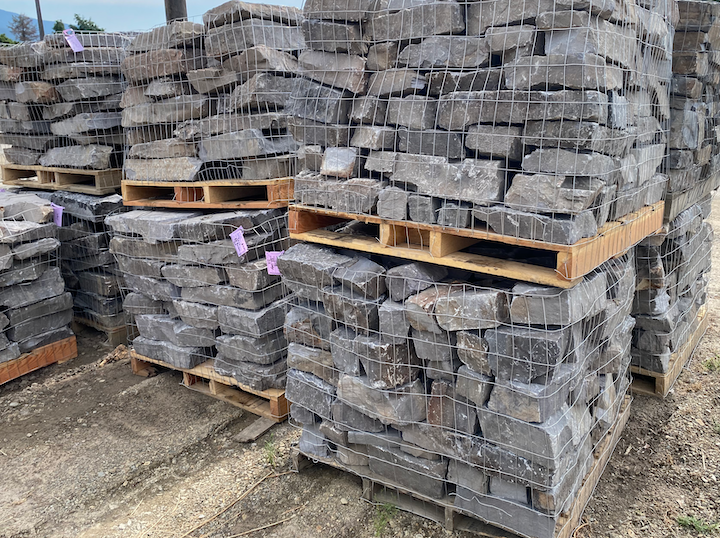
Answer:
[265, 251, 284, 275]
[230, 226, 248, 257]
[51, 203, 64, 227]
[63, 29, 84, 52]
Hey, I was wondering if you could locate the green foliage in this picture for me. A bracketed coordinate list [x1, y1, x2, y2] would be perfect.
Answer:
[52, 20, 65, 33]
[373, 503, 397, 537]
[702, 357, 720, 372]
[263, 433, 277, 468]
[8, 13, 38, 42]
[713, 422, 720, 436]
[69, 14, 104, 32]
[0, 33, 17, 44]
[677, 515, 719, 534]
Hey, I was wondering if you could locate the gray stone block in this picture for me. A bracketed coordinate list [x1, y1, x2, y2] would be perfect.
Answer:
[161, 264, 226, 288]
[377, 188, 408, 221]
[39, 145, 114, 170]
[355, 335, 420, 389]
[199, 130, 298, 161]
[136, 314, 216, 348]
[133, 335, 205, 369]
[181, 282, 284, 310]
[123, 293, 165, 317]
[322, 286, 384, 333]
[18, 326, 74, 354]
[378, 299, 411, 344]
[206, 18, 304, 57]
[284, 303, 333, 350]
[302, 20, 366, 55]
[368, 445, 448, 499]
[369, 1, 465, 41]
[367, 69, 427, 97]
[110, 236, 178, 261]
[407, 194, 440, 224]
[125, 274, 180, 302]
[7, 292, 73, 326]
[405, 285, 458, 334]
[287, 77, 352, 124]
[0, 267, 64, 309]
[351, 126, 396, 151]
[287, 342, 338, 386]
[298, 50, 368, 94]
[333, 257, 386, 299]
[350, 95, 388, 125]
[11, 238, 59, 261]
[505, 175, 604, 214]
[173, 299, 219, 330]
[397, 36, 488, 69]
[455, 365, 493, 408]
[215, 354, 286, 391]
[277, 243, 355, 290]
[337, 375, 427, 426]
[218, 301, 286, 337]
[386, 262, 448, 302]
[7, 308, 72, 342]
[286, 368, 336, 420]
[299, 424, 329, 458]
[106, 210, 199, 243]
[216, 330, 286, 365]
[331, 399, 385, 432]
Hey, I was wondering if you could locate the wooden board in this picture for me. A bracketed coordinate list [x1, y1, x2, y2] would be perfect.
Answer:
[289, 203, 663, 288]
[292, 396, 631, 538]
[0, 336, 78, 385]
[632, 306, 709, 397]
[234, 416, 277, 443]
[130, 351, 288, 422]
[1, 164, 121, 194]
[121, 178, 293, 209]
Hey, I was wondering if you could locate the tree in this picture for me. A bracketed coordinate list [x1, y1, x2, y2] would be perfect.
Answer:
[8, 14, 39, 42]
[0, 33, 17, 44]
[53, 20, 65, 33]
[69, 14, 104, 32]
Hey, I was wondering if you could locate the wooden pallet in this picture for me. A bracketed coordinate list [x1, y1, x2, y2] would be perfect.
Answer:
[1, 164, 121, 195]
[121, 178, 294, 209]
[631, 306, 709, 398]
[130, 351, 288, 422]
[289, 203, 664, 289]
[72, 316, 130, 348]
[293, 396, 631, 538]
[0, 336, 78, 385]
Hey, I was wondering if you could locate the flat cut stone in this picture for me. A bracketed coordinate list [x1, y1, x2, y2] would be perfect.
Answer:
[505, 175, 604, 214]
[277, 243, 355, 290]
[351, 126, 396, 150]
[173, 300, 219, 330]
[386, 96, 438, 130]
[121, 95, 210, 127]
[174, 113, 287, 141]
[218, 301, 286, 337]
[133, 336, 205, 369]
[350, 96, 388, 125]
[505, 53, 623, 91]
[199, 129, 297, 161]
[14, 82, 59, 104]
[228, 73, 290, 112]
[128, 139, 197, 159]
[136, 314, 216, 348]
[367, 69, 427, 97]
[181, 282, 284, 310]
[298, 51, 368, 94]
[125, 274, 180, 302]
[434, 289, 508, 331]
[124, 157, 203, 182]
[204, 1, 302, 28]
[56, 77, 121, 101]
[333, 257, 387, 299]
[225, 45, 299, 80]
[286, 368, 336, 419]
[121, 49, 206, 83]
[50, 112, 122, 136]
[216, 331, 286, 365]
[206, 19, 305, 57]
[368, 445, 448, 499]
[398, 129, 464, 159]
[386, 262, 447, 302]
[39, 145, 114, 170]
[287, 342, 338, 386]
[397, 36, 488, 69]
[337, 375, 427, 425]
[187, 67, 241, 95]
[127, 21, 204, 52]
[322, 286, 384, 333]
[465, 124, 523, 160]
[455, 365, 493, 407]
[285, 303, 333, 350]
[367, 42, 398, 71]
[287, 77, 351, 124]
[377, 187, 408, 221]
[369, 1, 465, 41]
[302, 20, 366, 55]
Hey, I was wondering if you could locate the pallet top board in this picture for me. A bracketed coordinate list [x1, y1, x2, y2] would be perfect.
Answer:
[289, 202, 664, 288]
[2, 164, 121, 195]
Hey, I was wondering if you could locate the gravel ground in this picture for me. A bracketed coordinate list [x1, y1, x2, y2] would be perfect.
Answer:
[1, 198, 719, 538]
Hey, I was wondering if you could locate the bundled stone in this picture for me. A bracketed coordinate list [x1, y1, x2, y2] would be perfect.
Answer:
[122, 3, 303, 183]
[281, 242, 634, 537]
[0, 33, 130, 168]
[106, 207, 291, 388]
[0, 190, 74, 363]
[287, 0, 672, 244]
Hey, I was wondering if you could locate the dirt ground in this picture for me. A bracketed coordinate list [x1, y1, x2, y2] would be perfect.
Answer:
[2, 201, 719, 538]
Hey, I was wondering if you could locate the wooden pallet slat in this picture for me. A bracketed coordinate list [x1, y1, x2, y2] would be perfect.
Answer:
[1, 164, 121, 194]
[0, 336, 78, 385]
[292, 396, 631, 538]
[121, 178, 294, 209]
[289, 203, 664, 288]
[631, 306, 709, 397]
[130, 351, 288, 422]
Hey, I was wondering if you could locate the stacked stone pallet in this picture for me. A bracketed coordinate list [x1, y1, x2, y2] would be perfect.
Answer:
[0, 33, 130, 169]
[0, 191, 73, 363]
[281, 243, 634, 537]
[631, 0, 719, 376]
[288, 0, 671, 245]
[42, 191, 126, 335]
[106, 208, 290, 390]
[121, 1, 304, 184]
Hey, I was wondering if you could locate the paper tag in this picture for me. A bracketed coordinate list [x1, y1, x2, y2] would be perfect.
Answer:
[266, 251, 284, 275]
[63, 29, 84, 52]
[51, 203, 64, 227]
[230, 226, 248, 257]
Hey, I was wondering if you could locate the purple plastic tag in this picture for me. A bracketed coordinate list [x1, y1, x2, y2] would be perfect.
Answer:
[230, 226, 248, 257]
[63, 29, 84, 52]
[265, 251, 284, 275]
[51, 203, 64, 227]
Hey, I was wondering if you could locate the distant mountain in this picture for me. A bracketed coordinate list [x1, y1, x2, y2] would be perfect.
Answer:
[0, 9, 66, 41]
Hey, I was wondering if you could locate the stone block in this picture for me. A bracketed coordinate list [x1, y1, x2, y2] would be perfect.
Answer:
[173, 300, 219, 330]
[299, 50, 368, 94]
[337, 374, 427, 425]
[505, 175, 604, 214]
[408, 194, 441, 224]
[351, 126, 396, 150]
[350, 95, 387, 125]
[224, 45, 299, 80]
[181, 282, 284, 310]
[377, 187, 408, 220]
[286, 368, 336, 419]
[121, 96, 210, 128]
[355, 335, 420, 389]
[505, 53, 623, 91]
[39, 145, 114, 170]
[397, 36, 488, 69]
[302, 20, 367, 55]
[333, 257, 387, 299]
[287, 342, 338, 386]
[14, 81, 59, 104]
[398, 129, 463, 159]
[204, 1, 302, 28]
[456, 331, 492, 375]
[367, 42, 398, 71]
[226, 258, 281, 291]
[455, 365, 493, 407]
[277, 243, 355, 290]
[368, 445, 448, 499]
[369, 1, 465, 41]
[125, 274, 180, 302]
[216, 330, 286, 365]
[198, 129, 297, 161]
[285, 303, 333, 350]
[386, 262, 447, 302]
[133, 335, 205, 369]
[287, 77, 352, 124]
[435, 289, 508, 331]
[121, 49, 206, 83]
[136, 314, 216, 348]
[127, 21, 204, 52]
[205, 19, 305, 57]
[466, 0, 553, 35]
[228, 73, 290, 112]
[128, 139, 197, 160]
[288, 117, 351, 146]
[322, 286, 384, 333]
[367, 69, 427, 97]
[218, 300, 286, 337]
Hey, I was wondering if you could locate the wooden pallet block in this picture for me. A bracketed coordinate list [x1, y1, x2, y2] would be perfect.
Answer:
[631, 306, 709, 397]
[289, 203, 664, 289]
[72, 316, 129, 348]
[1, 164, 121, 194]
[129, 351, 288, 421]
[292, 396, 631, 538]
[121, 178, 294, 209]
[0, 336, 78, 385]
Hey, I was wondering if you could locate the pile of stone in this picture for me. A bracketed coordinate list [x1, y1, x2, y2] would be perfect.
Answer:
[281, 242, 634, 537]
[0, 33, 130, 169]
[106, 207, 291, 390]
[289, 0, 672, 244]
[122, 1, 304, 184]
[0, 190, 73, 363]
[631, 0, 719, 375]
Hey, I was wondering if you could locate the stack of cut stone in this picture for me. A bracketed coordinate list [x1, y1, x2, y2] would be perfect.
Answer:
[289, 0, 671, 244]
[0, 42, 57, 165]
[0, 190, 73, 363]
[106, 208, 290, 390]
[281, 242, 634, 537]
[0, 34, 130, 168]
[631, 0, 719, 376]
[122, 1, 304, 184]
[50, 191, 126, 334]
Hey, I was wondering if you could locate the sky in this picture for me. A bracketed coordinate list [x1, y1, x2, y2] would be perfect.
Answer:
[8, 0, 303, 33]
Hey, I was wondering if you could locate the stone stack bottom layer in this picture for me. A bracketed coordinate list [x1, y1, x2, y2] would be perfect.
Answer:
[632, 200, 712, 373]
[278, 242, 634, 538]
[0, 190, 74, 363]
[0, 33, 130, 169]
[288, 0, 672, 245]
[121, 4, 303, 184]
[105, 207, 291, 390]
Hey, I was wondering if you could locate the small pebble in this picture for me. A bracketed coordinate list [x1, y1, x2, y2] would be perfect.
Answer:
[340, 498, 348, 505]
[8, 402, 19, 407]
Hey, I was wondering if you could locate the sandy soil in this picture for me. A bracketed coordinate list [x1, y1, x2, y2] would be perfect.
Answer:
[1, 199, 719, 538]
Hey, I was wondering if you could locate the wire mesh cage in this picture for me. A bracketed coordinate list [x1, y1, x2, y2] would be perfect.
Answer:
[105, 207, 292, 403]
[280, 241, 634, 538]
[120, 4, 303, 192]
[0, 189, 73, 364]
[0, 32, 131, 170]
